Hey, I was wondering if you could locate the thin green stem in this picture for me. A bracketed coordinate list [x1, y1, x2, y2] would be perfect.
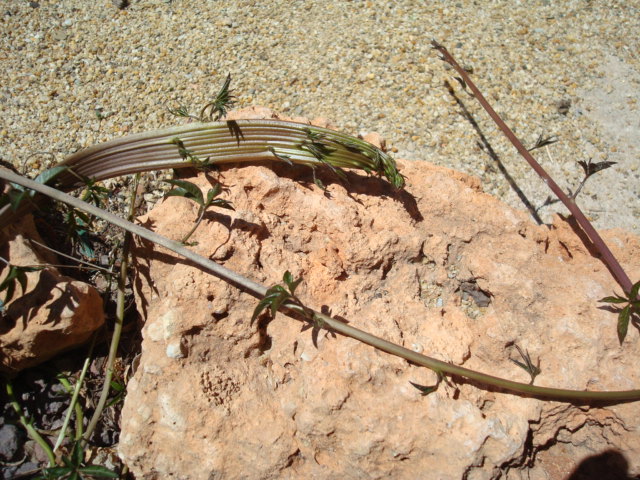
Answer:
[5, 379, 56, 467]
[180, 205, 205, 244]
[1, 169, 639, 403]
[81, 177, 139, 447]
[55, 375, 84, 442]
[54, 333, 96, 451]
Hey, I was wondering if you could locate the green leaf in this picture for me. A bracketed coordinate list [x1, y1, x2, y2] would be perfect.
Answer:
[164, 179, 204, 206]
[617, 305, 631, 344]
[8, 188, 30, 211]
[168, 105, 192, 118]
[509, 344, 541, 384]
[71, 441, 84, 465]
[251, 296, 276, 324]
[409, 372, 443, 396]
[283, 271, 302, 295]
[80, 177, 109, 207]
[268, 147, 293, 166]
[170, 137, 190, 159]
[15, 267, 29, 293]
[110, 380, 124, 392]
[313, 177, 326, 190]
[600, 295, 628, 304]
[40, 466, 72, 477]
[630, 280, 640, 301]
[35, 165, 68, 186]
[210, 198, 234, 211]
[206, 183, 222, 201]
[301, 140, 335, 161]
[270, 292, 290, 317]
[199, 73, 236, 121]
[77, 465, 119, 478]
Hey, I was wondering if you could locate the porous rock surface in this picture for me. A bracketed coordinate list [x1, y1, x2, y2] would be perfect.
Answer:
[0, 215, 104, 374]
[120, 133, 640, 479]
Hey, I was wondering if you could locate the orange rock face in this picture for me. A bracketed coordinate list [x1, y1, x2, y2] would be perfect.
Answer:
[119, 118, 640, 479]
[0, 216, 104, 374]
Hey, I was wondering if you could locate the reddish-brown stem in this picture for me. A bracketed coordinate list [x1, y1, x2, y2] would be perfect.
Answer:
[431, 40, 633, 295]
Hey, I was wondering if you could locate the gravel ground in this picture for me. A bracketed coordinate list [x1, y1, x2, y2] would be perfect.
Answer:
[1, 0, 638, 234]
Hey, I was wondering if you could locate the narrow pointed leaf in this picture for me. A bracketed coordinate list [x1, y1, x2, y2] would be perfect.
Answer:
[252, 296, 274, 316]
[288, 278, 303, 295]
[35, 165, 68, 186]
[205, 184, 223, 205]
[269, 146, 293, 165]
[72, 440, 84, 464]
[210, 198, 234, 211]
[42, 466, 72, 476]
[15, 268, 29, 293]
[8, 189, 29, 211]
[165, 179, 204, 205]
[600, 296, 628, 304]
[511, 359, 528, 372]
[78, 465, 119, 478]
[409, 373, 443, 396]
[617, 305, 631, 344]
[251, 293, 280, 324]
[270, 292, 291, 317]
[630, 280, 640, 301]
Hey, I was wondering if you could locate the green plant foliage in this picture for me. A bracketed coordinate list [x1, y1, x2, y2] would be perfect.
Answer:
[528, 133, 558, 152]
[63, 207, 95, 258]
[79, 177, 109, 207]
[163, 178, 234, 244]
[298, 128, 349, 189]
[252, 271, 304, 324]
[199, 73, 236, 121]
[170, 137, 214, 170]
[601, 279, 640, 344]
[0, 264, 44, 313]
[106, 379, 126, 408]
[167, 104, 199, 120]
[409, 371, 444, 396]
[268, 146, 293, 166]
[509, 344, 541, 385]
[36, 441, 119, 480]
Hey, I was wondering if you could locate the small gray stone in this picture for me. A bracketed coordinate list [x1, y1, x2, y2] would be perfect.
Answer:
[0, 424, 22, 461]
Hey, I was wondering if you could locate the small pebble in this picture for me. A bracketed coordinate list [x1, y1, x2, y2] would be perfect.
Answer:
[0, 424, 21, 461]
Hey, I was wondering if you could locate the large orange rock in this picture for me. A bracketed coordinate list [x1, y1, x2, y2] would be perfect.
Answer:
[119, 119, 640, 479]
[0, 216, 104, 375]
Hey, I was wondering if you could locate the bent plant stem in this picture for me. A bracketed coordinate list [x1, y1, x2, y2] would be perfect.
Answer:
[5, 380, 56, 467]
[3, 170, 640, 403]
[181, 209, 204, 244]
[431, 40, 633, 296]
[82, 176, 138, 447]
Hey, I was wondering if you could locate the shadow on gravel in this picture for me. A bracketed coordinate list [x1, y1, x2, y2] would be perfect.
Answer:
[444, 79, 543, 225]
